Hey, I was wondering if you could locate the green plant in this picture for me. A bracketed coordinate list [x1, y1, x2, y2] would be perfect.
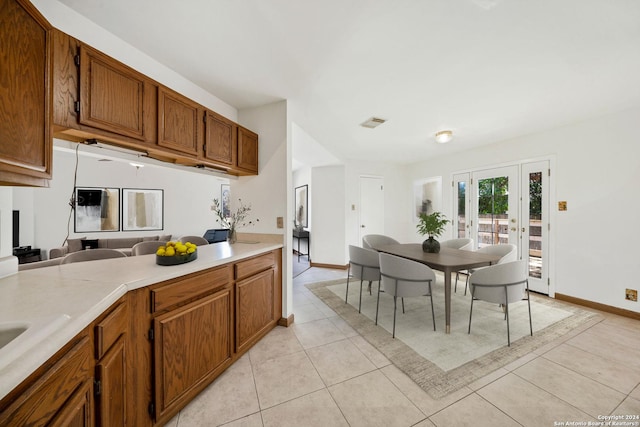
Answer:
[416, 211, 450, 238]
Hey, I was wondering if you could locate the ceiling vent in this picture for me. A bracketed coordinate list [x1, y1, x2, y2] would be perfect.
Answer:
[360, 117, 387, 129]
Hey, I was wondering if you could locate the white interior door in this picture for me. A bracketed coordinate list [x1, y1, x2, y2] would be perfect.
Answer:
[471, 166, 519, 250]
[521, 161, 550, 294]
[359, 176, 385, 244]
[453, 173, 470, 239]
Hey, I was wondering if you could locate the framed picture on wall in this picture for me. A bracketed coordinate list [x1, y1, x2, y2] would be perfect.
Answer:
[413, 177, 442, 223]
[74, 187, 120, 232]
[122, 188, 164, 231]
[221, 184, 231, 218]
[294, 185, 308, 228]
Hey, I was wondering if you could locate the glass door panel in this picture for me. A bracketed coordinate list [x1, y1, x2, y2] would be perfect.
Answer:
[472, 166, 519, 250]
[453, 173, 470, 240]
[521, 161, 549, 294]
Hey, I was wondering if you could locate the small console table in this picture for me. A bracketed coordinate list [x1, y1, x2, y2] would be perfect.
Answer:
[292, 229, 310, 262]
[13, 247, 41, 264]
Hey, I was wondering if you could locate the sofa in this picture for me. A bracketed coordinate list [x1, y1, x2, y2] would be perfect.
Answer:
[49, 234, 173, 259]
[18, 234, 173, 271]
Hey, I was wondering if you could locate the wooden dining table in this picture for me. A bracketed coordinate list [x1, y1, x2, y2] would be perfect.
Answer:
[376, 243, 502, 334]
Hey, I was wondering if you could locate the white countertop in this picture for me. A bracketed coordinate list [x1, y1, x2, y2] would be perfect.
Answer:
[0, 242, 282, 400]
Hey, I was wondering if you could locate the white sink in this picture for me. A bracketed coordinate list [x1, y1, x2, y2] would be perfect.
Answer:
[0, 314, 71, 371]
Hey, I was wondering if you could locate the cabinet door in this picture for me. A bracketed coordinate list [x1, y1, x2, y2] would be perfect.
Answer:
[0, 0, 52, 186]
[79, 45, 147, 140]
[236, 126, 258, 174]
[158, 87, 200, 156]
[95, 337, 126, 427]
[203, 110, 236, 167]
[0, 336, 93, 426]
[49, 380, 94, 427]
[236, 268, 276, 353]
[153, 287, 232, 420]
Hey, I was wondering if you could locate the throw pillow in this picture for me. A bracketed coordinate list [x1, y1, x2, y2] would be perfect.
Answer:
[159, 234, 172, 241]
[67, 238, 86, 253]
[81, 239, 99, 250]
[142, 235, 159, 242]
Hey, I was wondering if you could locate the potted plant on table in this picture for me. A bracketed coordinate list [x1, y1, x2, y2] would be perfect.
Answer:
[416, 211, 450, 253]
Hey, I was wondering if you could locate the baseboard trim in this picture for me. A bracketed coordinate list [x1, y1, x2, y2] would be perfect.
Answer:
[310, 262, 348, 270]
[555, 293, 640, 321]
[278, 314, 295, 327]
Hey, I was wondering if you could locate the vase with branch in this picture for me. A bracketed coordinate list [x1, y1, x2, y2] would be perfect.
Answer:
[211, 198, 259, 243]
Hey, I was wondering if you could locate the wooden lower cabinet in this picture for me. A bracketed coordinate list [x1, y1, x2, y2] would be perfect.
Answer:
[153, 286, 233, 422]
[0, 249, 282, 427]
[95, 337, 126, 427]
[236, 268, 276, 353]
[0, 336, 94, 426]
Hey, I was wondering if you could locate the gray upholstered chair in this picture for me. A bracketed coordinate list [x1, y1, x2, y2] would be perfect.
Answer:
[377, 253, 436, 338]
[60, 248, 127, 264]
[178, 236, 210, 246]
[131, 241, 169, 256]
[461, 243, 517, 295]
[468, 260, 532, 346]
[362, 234, 399, 250]
[346, 245, 381, 313]
[439, 238, 473, 292]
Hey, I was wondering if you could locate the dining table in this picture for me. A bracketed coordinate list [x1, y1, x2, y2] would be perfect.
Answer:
[375, 243, 502, 334]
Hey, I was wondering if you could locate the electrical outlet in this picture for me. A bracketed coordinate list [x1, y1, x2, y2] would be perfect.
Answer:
[276, 217, 283, 228]
[625, 289, 637, 302]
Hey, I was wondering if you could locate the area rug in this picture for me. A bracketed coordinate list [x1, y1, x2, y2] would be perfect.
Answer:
[306, 276, 602, 399]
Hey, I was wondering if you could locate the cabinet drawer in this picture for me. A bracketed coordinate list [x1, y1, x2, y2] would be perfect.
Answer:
[95, 300, 127, 359]
[235, 252, 275, 281]
[151, 266, 231, 313]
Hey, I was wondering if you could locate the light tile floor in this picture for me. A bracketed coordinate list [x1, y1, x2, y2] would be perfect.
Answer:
[168, 266, 640, 427]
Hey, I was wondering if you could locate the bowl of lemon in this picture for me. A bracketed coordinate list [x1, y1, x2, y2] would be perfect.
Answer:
[156, 241, 198, 266]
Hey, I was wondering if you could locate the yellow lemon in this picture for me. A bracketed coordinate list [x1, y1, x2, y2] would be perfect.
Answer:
[187, 247, 196, 254]
[165, 247, 175, 256]
[156, 248, 166, 256]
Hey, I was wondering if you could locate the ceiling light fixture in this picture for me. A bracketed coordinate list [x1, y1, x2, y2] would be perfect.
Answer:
[435, 130, 453, 144]
[360, 117, 387, 129]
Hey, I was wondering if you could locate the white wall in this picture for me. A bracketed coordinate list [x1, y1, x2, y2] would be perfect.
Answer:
[311, 166, 346, 266]
[406, 107, 640, 312]
[13, 143, 229, 258]
[345, 160, 411, 249]
[238, 101, 291, 319]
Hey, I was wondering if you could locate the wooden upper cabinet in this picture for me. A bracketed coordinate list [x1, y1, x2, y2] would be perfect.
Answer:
[79, 45, 147, 140]
[237, 126, 258, 174]
[158, 87, 200, 156]
[0, 0, 52, 186]
[203, 110, 236, 167]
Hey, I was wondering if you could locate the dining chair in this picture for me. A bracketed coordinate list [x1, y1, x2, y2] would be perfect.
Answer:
[439, 238, 473, 292]
[131, 241, 169, 256]
[377, 253, 436, 338]
[347, 245, 381, 313]
[60, 248, 127, 264]
[362, 234, 399, 250]
[461, 243, 517, 295]
[178, 236, 210, 246]
[468, 260, 532, 346]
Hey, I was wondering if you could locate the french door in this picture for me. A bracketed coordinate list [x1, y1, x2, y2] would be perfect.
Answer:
[521, 161, 550, 294]
[455, 162, 550, 294]
[471, 166, 519, 249]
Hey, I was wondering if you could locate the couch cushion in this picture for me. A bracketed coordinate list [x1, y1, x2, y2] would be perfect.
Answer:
[159, 234, 172, 241]
[99, 237, 144, 249]
[142, 235, 159, 242]
[67, 238, 86, 253]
